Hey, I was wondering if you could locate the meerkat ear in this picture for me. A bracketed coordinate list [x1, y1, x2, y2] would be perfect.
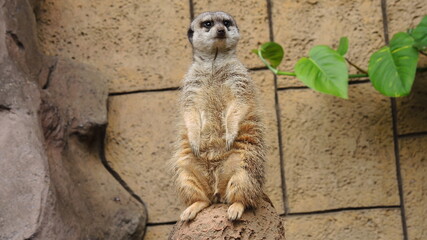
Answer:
[187, 27, 194, 43]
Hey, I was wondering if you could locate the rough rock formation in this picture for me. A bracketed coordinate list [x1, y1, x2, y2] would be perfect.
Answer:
[169, 200, 286, 240]
[0, 1, 147, 239]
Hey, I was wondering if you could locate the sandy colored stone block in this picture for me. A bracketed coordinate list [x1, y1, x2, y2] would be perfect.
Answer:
[279, 83, 399, 213]
[396, 71, 427, 135]
[400, 136, 427, 240]
[193, 0, 269, 69]
[386, 0, 427, 37]
[106, 91, 183, 223]
[272, 0, 384, 88]
[144, 225, 174, 240]
[284, 208, 403, 240]
[251, 70, 285, 214]
[36, 0, 191, 93]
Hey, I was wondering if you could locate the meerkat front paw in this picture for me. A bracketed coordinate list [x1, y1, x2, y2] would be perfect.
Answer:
[225, 132, 237, 150]
[180, 201, 210, 221]
[188, 132, 201, 157]
[190, 140, 200, 157]
[227, 202, 245, 221]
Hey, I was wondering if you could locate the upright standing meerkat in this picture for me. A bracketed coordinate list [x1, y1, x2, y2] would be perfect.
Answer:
[171, 11, 266, 221]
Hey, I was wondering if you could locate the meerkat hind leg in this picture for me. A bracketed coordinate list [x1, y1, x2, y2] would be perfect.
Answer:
[180, 201, 210, 221]
[222, 153, 252, 221]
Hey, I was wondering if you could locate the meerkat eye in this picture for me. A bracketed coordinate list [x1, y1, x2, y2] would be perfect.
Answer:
[202, 21, 213, 28]
[223, 20, 231, 27]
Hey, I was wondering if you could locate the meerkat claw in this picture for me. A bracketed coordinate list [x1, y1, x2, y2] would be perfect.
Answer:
[226, 133, 236, 150]
[180, 201, 210, 221]
[190, 142, 200, 157]
[227, 202, 245, 221]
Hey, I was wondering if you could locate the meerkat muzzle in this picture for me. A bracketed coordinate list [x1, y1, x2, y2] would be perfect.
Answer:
[216, 28, 226, 39]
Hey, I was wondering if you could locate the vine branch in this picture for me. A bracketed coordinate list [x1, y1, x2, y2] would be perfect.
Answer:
[345, 58, 368, 74]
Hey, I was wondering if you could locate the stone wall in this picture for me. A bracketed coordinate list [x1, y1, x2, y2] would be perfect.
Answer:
[32, 0, 427, 239]
[0, 1, 147, 239]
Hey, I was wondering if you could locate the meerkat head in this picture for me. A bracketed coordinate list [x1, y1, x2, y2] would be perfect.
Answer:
[188, 11, 240, 55]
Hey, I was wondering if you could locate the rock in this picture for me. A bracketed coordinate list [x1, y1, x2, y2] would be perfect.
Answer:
[169, 200, 286, 240]
[35, 57, 147, 240]
[0, 1, 147, 239]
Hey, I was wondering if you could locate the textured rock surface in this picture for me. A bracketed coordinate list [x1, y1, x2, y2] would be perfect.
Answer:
[279, 83, 399, 213]
[272, 0, 383, 88]
[36, 0, 192, 93]
[284, 209, 403, 240]
[38, 58, 147, 240]
[193, 0, 269, 69]
[170, 201, 285, 240]
[400, 136, 427, 240]
[0, 50, 48, 240]
[0, 1, 147, 239]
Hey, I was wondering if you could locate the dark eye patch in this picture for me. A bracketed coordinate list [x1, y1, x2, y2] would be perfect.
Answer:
[187, 27, 194, 43]
[223, 20, 232, 27]
[202, 20, 213, 28]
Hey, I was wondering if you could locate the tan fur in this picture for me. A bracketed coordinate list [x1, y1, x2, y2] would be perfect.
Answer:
[171, 11, 266, 221]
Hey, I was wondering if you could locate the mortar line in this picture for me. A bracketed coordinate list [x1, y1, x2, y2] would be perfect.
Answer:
[398, 131, 427, 139]
[277, 86, 309, 91]
[189, 0, 194, 20]
[266, 0, 274, 42]
[249, 66, 269, 71]
[390, 98, 409, 240]
[273, 74, 289, 215]
[282, 205, 400, 217]
[109, 87, 180, 97]
[381, 0, 408, 239]
[381, 0, 390, 45]
[267, 0, 289, 215]
[348, 79, 371, 84]
[146, 221, 178, 226]
[110, 68, 270, 97]
[276, 80, 371, 92]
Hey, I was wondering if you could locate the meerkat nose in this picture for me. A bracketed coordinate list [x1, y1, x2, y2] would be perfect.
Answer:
[217, 29, 226, 38]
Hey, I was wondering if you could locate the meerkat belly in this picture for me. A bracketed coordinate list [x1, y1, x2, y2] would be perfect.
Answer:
[198, 86, 232, 159]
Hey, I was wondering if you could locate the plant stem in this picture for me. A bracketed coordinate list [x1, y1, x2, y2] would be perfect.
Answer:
[276, 71, 296, 76]
[349, 73, 369, 78]
[345, 58, 368, 74]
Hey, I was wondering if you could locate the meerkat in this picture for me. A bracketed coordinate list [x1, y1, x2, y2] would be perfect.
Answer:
[171, 11, 266, 221]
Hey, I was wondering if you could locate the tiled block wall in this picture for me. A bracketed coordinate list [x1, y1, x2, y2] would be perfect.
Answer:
[36, 0, 427, 239]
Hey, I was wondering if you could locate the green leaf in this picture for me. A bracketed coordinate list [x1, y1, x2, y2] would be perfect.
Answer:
[295, 45, 349, 98]
[411, 15, 427, 50]
[368, 32, 419, 97]
[337, 37, 349, 56]
[257, 42, 284, 68]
